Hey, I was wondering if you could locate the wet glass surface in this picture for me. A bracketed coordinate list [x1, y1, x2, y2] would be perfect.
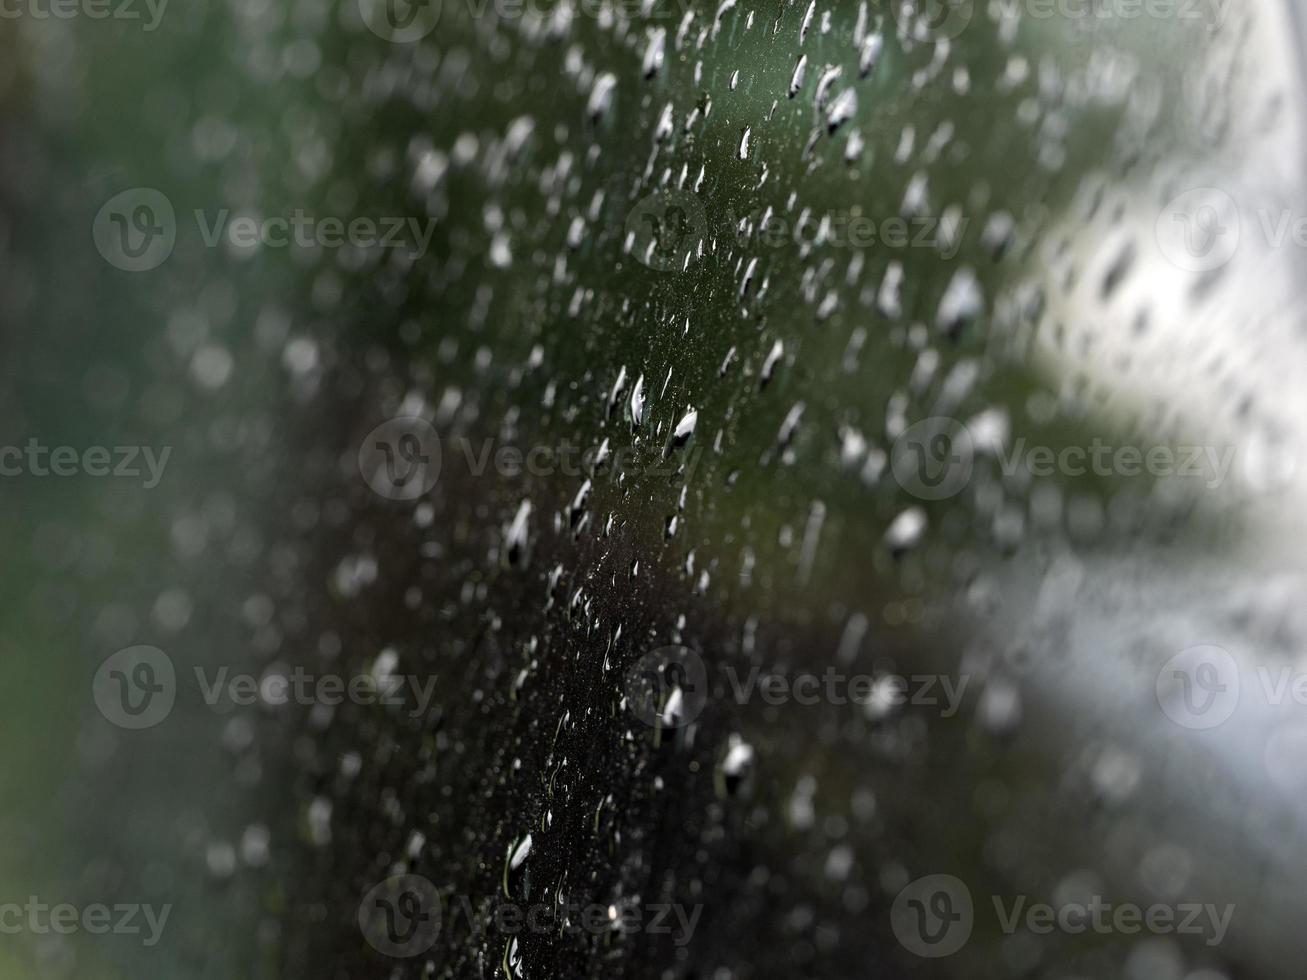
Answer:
[4, 0, 1307, 977]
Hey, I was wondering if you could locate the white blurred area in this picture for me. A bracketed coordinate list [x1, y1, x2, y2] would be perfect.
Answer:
[1028, 0, 1307, 505]
[980, 2, 1307, 973]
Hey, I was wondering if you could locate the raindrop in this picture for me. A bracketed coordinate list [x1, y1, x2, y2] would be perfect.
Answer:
[503, 832, 533, 898]
[668, 406, 698, 452]
[883, 507, 926, 555]
[642, 28, 666, 79]
[716, 734, 755, 798]
[502, 500, 533, 569]
[760, 339, 784, 389]
[826, 88, 857, 134]
[789, 56, 808, 99]
[587, 73, 617, 124]
[628, 373, 646, 431]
